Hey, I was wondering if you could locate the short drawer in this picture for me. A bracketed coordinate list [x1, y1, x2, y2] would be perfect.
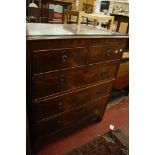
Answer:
[32, 62, 119, 99]
[89, 45, 125, 64]
[33, 95, 109, 140]
[33, 47, 88, 74]
[32, 80, 114, 121]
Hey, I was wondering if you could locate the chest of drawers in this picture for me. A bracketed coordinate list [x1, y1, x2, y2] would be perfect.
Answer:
[27, 30, 128, 152]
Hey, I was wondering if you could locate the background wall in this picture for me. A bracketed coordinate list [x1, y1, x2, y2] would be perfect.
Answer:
[49, 4, 63, 13]
[95, 0, 129, 15]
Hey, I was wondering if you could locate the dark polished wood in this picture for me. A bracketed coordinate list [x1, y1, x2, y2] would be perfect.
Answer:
[89, 38, 127, 46]
[32, 80, 114, 121]
[27, 28, 128, 153]
[33, 47, 88, 74]
[89, 44, 125, 64]
[27, 39, 89, 51]
[26, 113, 32, 155]
[33, 95, 109, 141]
[32, 62, 119, 99]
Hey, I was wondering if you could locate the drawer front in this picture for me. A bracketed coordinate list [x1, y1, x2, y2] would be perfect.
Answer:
[34, 95, 109, 140]
[32, 80, 114, 121]
[33, 47, 88, 74]
[32, 62, 119, 99]
[89, 45, 125, 64]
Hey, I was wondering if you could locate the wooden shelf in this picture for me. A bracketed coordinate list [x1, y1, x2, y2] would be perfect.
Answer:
[78, 0, 96, 13]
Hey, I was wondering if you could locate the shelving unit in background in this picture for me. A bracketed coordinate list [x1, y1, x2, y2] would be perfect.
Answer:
[78, 0, 97, 13]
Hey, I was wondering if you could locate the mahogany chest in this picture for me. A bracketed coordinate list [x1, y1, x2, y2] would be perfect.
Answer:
[26, 23, 128, 153]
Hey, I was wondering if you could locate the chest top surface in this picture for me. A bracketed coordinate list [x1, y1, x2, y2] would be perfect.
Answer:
[26, 23, 128, 40]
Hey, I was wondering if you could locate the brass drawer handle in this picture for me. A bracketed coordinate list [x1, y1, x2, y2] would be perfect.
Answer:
[101, 70, 108, 77]
[60, 75, 65, 85]
[58, 102, 63, 109]
[57, 120, 63, 124]
[96, 90, 102, 95]
[106, 49, 112, 57]
[62, 51, 68, 63]
[120, 48, 123, 52]
[115, 50, 119, 54]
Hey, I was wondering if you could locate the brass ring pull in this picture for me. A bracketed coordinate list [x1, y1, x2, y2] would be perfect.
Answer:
[60, 75, 65, 85]
[58, 103, 63, 109]
[120, 48, 123, 52]
[62, 51, 68, 63]
[115, 50, 119, 53]
[106, 49, 112, 57]
[96, 90, 102, 95]
[101, 70, 107, 77]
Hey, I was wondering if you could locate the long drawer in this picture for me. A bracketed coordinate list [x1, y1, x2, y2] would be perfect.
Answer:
[32, 62, 119, 99]
[89, 45, 125, 64]
[32, 80, 114, 121]
[33, 47, 88, 74]
[33, 95, 109, 140]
